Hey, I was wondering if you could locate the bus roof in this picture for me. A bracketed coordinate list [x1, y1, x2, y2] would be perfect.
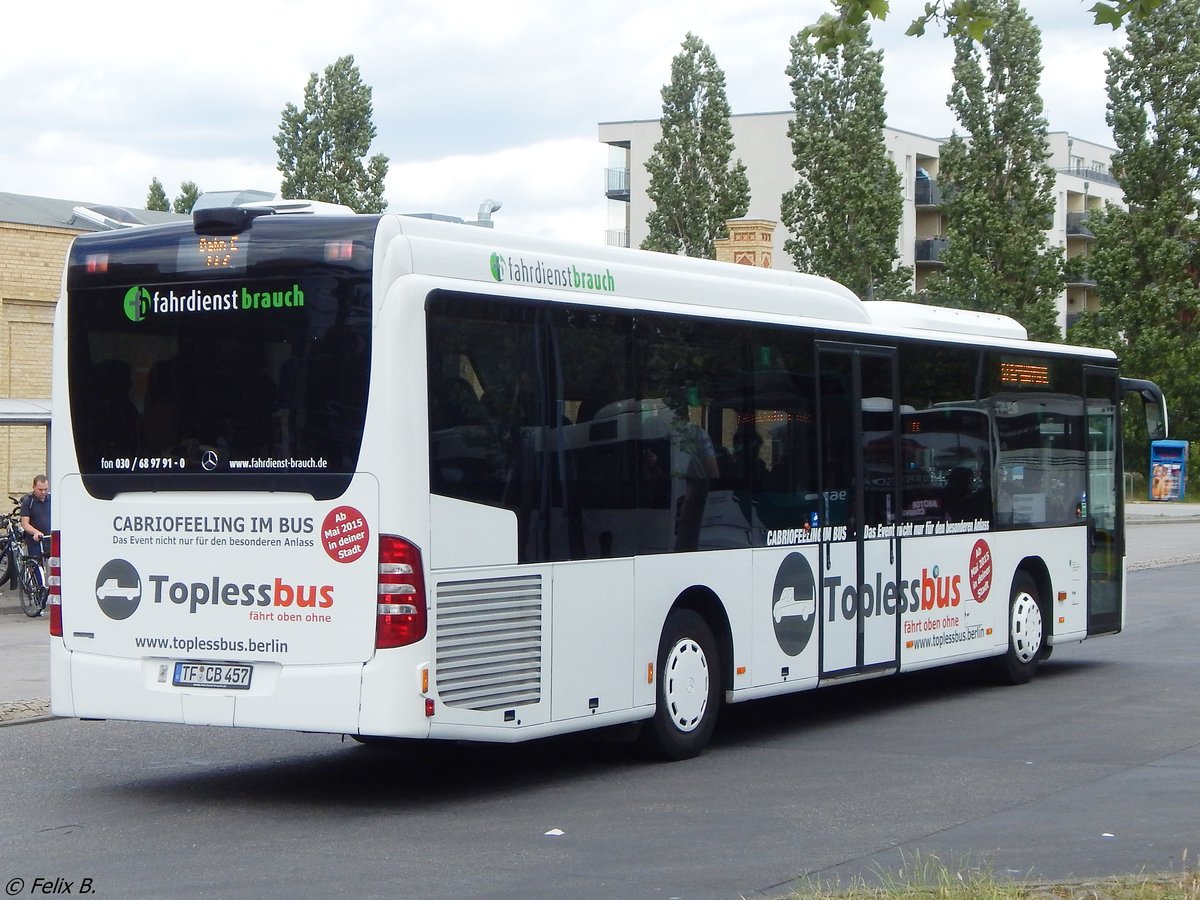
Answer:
[864, 300, 1029, 341]
[382, 214, 875, 326]
[381, 215, 1049, 347]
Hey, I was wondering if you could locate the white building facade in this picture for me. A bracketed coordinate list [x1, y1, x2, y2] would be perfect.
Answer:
[599, 114, 1123, 332]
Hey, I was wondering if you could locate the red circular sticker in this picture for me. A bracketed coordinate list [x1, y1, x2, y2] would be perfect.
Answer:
[968, 538, 992, 603]
[321, 506, 370, 564]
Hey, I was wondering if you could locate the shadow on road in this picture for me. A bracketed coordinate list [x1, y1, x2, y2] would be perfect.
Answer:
[80, 654, 1113, 811]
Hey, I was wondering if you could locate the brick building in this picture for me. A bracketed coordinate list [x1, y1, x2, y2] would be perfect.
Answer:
[0, 193, 182, 498]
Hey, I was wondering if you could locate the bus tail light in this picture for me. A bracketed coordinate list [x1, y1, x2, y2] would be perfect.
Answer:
[48, 531, 62, 638]
[376, 535, 426, 649]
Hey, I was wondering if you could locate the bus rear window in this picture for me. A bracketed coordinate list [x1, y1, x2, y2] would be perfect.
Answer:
[65, 217, 376, 499]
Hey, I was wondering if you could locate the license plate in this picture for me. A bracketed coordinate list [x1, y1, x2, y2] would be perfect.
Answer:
[172, 661, 253, 690]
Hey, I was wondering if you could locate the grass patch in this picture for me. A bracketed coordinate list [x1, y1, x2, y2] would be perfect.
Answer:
[784, 852, 1200, 900]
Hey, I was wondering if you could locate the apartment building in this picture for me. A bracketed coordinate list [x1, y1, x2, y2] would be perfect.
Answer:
[599, 113, 1122, 332]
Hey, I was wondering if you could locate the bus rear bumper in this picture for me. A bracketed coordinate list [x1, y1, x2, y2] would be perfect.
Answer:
[50, 640, 366, 733]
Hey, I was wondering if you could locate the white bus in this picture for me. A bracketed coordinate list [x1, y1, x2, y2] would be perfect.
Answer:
[48, 204, 1166, 759]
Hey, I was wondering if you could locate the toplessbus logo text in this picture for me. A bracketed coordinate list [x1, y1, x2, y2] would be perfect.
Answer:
[824, 565, 978, 622]
[147, 575, 333, 614]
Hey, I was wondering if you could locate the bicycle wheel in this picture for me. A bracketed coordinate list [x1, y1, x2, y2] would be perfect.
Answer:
[34, 565, 47, 614]
[19, 558, 44, 617]
[0, 542, 10, 587]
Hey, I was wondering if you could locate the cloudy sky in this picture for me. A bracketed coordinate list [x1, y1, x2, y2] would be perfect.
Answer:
[1, 0, 1125, 244]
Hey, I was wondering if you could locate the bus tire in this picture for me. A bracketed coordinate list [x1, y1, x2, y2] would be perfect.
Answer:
[992, 571, 1044, 685]
[637, 609, 721, 761]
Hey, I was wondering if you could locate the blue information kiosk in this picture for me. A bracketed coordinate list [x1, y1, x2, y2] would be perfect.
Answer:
[1149, 439, 1188, 501]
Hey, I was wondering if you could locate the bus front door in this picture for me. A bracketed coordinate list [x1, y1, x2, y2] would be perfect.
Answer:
[1085, 366, 1123, 635]
[817, 343, 901, 677]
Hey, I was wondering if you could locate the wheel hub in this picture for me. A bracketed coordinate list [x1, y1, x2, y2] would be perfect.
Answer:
[1010, 591, 1043, 664]
[664, 637, 709, 732]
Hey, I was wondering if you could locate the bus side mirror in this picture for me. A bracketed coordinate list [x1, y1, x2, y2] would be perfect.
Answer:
[1120, 377, 1167, 441]
[1144, 402, 1166, 442]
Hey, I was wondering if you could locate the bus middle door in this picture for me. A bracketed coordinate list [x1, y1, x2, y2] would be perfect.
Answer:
[817, 342, 901, 678]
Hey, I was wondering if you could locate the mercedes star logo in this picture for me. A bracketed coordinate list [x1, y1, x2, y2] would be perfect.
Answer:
[201, 450, 219, 472]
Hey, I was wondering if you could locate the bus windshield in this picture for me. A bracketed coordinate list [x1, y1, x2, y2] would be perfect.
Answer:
[64, 216, 378, 499]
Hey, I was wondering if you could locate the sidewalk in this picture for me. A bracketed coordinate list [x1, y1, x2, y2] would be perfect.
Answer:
[0, 583, 36, 618]
[0, 588, 51, 725]
[1123, 499, 1200, 522]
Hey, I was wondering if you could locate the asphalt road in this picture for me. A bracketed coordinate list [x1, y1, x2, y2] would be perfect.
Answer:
[0, 518, 1198, 899]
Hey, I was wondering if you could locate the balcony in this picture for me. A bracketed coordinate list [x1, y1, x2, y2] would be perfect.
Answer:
[1063, 260, 1097, 288]
[915, 176, 942, 207]
[915, 237, 949, 266]
[605, 167, 630, 201]
[1057, 166, 1119, 187]
[605, 229, 629, 248]
[1066, 212, 1096, 240]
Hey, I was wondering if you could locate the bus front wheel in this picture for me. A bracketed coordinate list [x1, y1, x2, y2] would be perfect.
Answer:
[992, 571, 1045, 685]
[637, 609, 721, 761]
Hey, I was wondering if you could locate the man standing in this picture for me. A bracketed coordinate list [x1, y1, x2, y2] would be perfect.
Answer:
[20, 474, 51, 560]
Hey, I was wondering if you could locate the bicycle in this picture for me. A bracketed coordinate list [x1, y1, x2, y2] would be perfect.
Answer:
[0, 499, 19, 588]
[18, 538, 49, 618]
[5, 505, 48, 618]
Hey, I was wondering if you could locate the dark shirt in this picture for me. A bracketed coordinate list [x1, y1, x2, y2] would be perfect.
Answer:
[19, 491, 50, 556]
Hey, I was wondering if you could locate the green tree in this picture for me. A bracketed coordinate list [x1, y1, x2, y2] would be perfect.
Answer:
[146, 177, 169, 212]
[922, 0, 1063, 342]
[1067, 0, 1200, 448]
[172, 180, 201, 214]
[780, 21, 911, 300]
[642, 33, 750, 259]
[275, 54, 389, 213]
[803, 0, 1163, 53]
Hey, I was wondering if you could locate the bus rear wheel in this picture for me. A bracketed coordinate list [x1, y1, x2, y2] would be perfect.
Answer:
[992, 571, 1045, 685]
[637, 609, 721, 761]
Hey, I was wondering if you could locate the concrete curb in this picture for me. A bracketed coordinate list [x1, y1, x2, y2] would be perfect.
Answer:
[0, 698, 51, 726]
[1125, 513, 1200, 524]
[1127, 554, 1200, 571]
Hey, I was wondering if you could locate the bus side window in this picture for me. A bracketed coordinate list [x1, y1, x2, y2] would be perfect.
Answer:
[747, 334, 818, 535]
[943, 466, 985, 521]
[433, 376, 489, 429]
[986, 358, 1086, 528]
[818, 391, 855, 532]
[429, 377, 500, 502]
[752, 412, 817, 530]
[898, 344, 990, 527]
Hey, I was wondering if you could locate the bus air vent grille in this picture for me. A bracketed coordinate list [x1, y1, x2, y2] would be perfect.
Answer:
[434, 574, 543, 711]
